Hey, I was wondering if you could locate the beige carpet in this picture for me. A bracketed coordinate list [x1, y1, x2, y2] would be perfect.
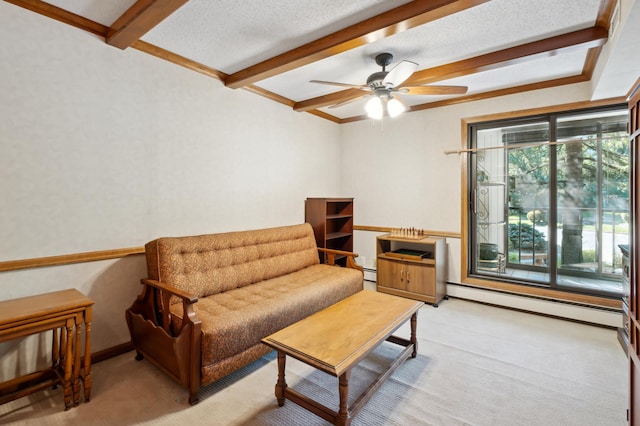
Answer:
[0, 297, 627, 425]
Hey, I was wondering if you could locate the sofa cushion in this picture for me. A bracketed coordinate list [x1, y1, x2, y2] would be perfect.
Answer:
[146, 223, 320, 299]
[170, 263, 363, 367]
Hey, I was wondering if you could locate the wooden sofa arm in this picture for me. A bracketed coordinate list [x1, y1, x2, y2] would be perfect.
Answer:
[127, 278, 202, 405]
[141, 278, 199, 304]
[136, 278, 200, 335]
[317, 247, 364, 272]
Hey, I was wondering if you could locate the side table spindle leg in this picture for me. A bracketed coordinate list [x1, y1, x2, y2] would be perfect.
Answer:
[73, 313, 82, 406]
[83, 306, 93, 402]
[63, 318, 74, 410]
[51, 328, 59, 389]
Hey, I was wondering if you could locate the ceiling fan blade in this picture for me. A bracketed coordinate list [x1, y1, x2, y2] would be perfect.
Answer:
[310, 80, 367, 89]
[402, 85, 468, 95]
[328, 93, 370, 109]
[383, 60, 418, 87]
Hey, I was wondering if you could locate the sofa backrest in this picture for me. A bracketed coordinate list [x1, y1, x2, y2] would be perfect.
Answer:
[145, 223, 320, 298]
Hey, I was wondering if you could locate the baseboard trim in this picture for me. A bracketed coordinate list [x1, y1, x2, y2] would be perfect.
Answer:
[447, 282, 621, 327]
[92, 342, 134, 364]
[363, 268, 376, 282]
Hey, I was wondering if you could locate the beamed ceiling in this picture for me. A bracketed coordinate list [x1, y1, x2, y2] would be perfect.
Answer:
[5, 0, 640, 123]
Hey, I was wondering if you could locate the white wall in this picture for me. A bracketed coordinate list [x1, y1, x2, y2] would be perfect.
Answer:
[343, 84, 621, 326]
[0, 3, 341, 369]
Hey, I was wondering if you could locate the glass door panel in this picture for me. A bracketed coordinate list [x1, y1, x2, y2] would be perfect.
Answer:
[508, 143, 550, 273]
[601, 121, 630, 275]
[472, 127, 507, 276]
[503, 122, 551, 283]
[555, 111, 629, 293]
[472, 121, 550, 281]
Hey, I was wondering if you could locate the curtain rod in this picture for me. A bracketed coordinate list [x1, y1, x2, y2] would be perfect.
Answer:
[444, 135, 624, 155]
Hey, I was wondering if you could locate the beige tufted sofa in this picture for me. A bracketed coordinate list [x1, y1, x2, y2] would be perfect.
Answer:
[126, 223, 363, 404]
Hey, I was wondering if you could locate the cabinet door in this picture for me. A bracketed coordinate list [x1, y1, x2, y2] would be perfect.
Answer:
[404, 262, 435, 296]
[378, 258, 436, 297]
[377, 258, 403, 290]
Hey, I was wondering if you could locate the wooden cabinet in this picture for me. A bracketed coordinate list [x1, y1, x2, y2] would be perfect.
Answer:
[305, 198, 353, 265]
[376, 234, 446, 306]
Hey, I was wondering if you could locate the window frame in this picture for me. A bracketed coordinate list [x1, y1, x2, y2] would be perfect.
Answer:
[460, 100, 628, 308]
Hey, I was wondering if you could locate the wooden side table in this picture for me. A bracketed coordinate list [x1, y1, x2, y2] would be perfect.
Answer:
[0, 289, 94, 410]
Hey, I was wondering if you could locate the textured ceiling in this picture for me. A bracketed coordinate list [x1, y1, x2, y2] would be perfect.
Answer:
[142, 0, 415, 74]
[14, 0, 640, 122]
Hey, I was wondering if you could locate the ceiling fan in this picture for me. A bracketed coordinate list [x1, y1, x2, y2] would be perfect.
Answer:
[310, 53, 468, 119]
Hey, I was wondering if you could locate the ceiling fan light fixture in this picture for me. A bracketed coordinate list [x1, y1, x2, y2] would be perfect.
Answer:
[387, 97, 405, 118]
[365, 96, 383, 120]
[310, 52, 467, 120]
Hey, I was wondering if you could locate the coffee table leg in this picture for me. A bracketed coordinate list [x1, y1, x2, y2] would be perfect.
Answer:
[275, 351, 287, 407]
[337, 369, 351, 426]
[411, 312, 418, 358]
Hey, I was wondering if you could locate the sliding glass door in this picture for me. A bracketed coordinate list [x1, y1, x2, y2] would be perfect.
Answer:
[469, 106, 628, 298]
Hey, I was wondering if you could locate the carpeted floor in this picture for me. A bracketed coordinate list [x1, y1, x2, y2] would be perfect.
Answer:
[0, 296, 627, 425]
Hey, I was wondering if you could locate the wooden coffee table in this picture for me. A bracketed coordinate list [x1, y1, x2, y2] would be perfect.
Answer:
[261, 290, 423, 426]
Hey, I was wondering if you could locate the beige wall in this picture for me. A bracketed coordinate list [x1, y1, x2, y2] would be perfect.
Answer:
[0, 3, 342, 373]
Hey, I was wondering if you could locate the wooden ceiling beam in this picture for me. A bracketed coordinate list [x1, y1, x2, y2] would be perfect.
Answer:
[409, 75, 592, 112]
[131, 40, 227, 81]
[106, 0, 189, 50]
[294, 88, 369, 112]
[404, 26, 609, 85]
[241, 85, 295, 108]
[293, 26, 609, 112]
[224, 0, 490, 89]
[581, 0, 618, 79]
